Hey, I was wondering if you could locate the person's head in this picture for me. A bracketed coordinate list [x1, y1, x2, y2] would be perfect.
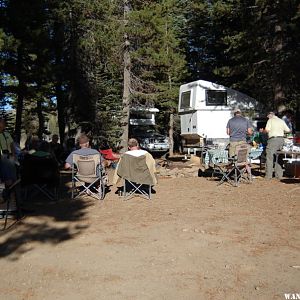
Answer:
[99, 140, 110, 150]
[267, 112, 275, 119]
[39, 141, 50, 153]
[233, 108, 242, 116]
[51, 134, 59, 144]
[0, 118, 6, 132]
[29, 136, 40, 151]
[284, 109, 293, 118]
[66, 138, 75, 149]
[128, 138, 139, 150]
[78, 134, 90, 148]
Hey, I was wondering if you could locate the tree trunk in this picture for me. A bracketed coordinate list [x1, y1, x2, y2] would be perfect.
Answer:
[168, 111, 174, 157]
[14, 46, 25, 144]
[14, 83, 24, 144]
[56, 83, 66, 143]
[37, 99, 44, 139]
[54, 21, 66, 143]
[273, 23, 284, 109]
[120, 1, 131, 153]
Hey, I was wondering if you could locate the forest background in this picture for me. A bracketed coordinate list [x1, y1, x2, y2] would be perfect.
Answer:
[0, 0, 299, 152]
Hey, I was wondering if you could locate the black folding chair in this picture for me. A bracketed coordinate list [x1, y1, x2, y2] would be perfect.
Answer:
[21, 154, 60, 201]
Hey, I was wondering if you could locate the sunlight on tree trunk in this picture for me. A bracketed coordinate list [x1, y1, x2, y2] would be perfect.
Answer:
[120, 1, 131, 153]
[169, 110, 174, 157]
[14, 46, 26, 143]
[37, 98, 44, 139]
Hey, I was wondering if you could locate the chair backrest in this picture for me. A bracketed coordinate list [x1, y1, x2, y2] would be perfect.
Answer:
[235, 144, 249, 165]
[72, 154, 101, 177]
[21, 154, 59, 185]
[117, 153, 155, 185]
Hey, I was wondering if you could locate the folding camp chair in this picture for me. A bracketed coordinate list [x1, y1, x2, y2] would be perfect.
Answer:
[116, 153, 155, 200]
[71, 154, 107, 200]
[214, 144, 251, 187]
[0, 179, 22, 230]
[21, 154, 60, 201]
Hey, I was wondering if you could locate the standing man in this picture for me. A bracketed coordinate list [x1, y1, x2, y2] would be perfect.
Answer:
[0, 118, 17, 188]
[265, 112, 290, 179]
[226, 108, 253, 157]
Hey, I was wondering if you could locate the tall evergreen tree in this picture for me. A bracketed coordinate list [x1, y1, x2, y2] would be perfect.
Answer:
[186, 0, 300, 111]
[127, 0, 187, 153]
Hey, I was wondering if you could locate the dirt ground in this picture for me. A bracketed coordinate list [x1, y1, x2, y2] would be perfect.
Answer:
[0, 167, 299, 300]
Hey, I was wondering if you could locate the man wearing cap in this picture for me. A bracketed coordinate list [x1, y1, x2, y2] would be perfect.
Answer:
[265, 112, 290, 179]
[64, 134, 102, 169]
[226, 109, 253, 157]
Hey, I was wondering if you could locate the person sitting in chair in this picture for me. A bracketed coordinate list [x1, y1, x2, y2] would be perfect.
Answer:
[0, 118, 17, 189]
[113, 138, 157, 195]
[64, 134, 103, 169]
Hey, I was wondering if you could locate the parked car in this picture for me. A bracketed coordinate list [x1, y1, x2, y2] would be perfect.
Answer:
[130, 126, 169, 153]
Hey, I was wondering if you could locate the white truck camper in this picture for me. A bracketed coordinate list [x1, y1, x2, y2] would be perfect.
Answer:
[178, 80, 260, 148]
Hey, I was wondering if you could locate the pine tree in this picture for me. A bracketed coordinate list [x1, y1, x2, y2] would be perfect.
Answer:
[127, 0, 187, 154]
[186, 0, 300, 111]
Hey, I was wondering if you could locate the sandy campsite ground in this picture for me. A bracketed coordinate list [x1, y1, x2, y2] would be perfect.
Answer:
[0, 166, 299, 300]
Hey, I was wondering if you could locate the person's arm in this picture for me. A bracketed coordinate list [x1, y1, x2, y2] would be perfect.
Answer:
[283, 122, 291, 133]
[265, 120, 271, 133]
[247, 120, 253, 135]
[64, 162, 71, 169]
[10, 141, 16, 159]
[64, 153, 73, 169]
[226, 120, 230, 136]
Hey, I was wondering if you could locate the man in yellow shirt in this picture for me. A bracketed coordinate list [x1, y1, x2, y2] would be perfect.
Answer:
[265, 112, 290, 179]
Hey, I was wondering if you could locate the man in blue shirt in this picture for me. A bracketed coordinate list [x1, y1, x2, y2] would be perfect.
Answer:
[226, 109, 253, 157]
[65, 134, 101, 169]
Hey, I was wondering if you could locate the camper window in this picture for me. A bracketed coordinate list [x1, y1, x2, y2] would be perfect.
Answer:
[180, 91, 191, 109]
[206, 90, 227, 106]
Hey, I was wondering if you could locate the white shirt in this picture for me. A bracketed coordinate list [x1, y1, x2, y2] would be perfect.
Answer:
[125, 149, 148, 157]
[265, 116, 290, 138]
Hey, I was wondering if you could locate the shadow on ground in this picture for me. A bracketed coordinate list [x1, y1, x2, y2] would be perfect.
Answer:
[0, 172, 96, 260]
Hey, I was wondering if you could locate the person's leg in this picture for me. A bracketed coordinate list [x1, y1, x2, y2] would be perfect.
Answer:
[229, 141, 245, 157]
[274, 138, 284, 179]
[229, 142, 237, 157]
[265, 139, 276, 178]
[0, 157, 17, 188]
